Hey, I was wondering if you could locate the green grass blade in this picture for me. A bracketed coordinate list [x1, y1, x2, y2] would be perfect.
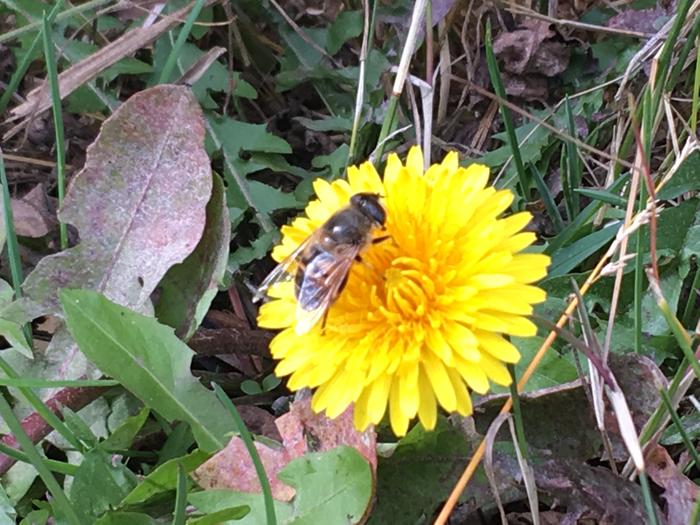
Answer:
[212, 383, 277, 525]
[41, 6, 68, 250]
[0, 150, 24, 301]
[658, 388, 700, 470]
[692, 35, 700, 135]
[530, 163, 564, 232]
[0, 3, 62, 115]
[484, 19, 528, 202]
[0, 442, 78, 476]
[638, 472, 660, 525]
[651, 0, 693, 111]
[0, 378, 118, 388]
[0, 150, 31, 344]
[0, 0, 112, 45]
[172, 464, 188, 525]
[563, 96, 581, 218]
[651, 282, 700, 381]
[0, 354, 85, 452]
[574, 188, 628, 207]
[374, 95, 399, 163]
[507, 364, 529, 459]
[158, 0, 207, 84]
[546, 173, 629, 254]
[0, 390, 85, 524]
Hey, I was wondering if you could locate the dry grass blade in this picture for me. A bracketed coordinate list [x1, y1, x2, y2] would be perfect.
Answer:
[507, 418, 540, 525]
[4, 0, 219, 140]
[176, 46, 227, 86]
[483, 412, 511, 525]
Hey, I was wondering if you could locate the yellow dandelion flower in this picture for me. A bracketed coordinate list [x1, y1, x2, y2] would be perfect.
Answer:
[257, 146, 550, 436]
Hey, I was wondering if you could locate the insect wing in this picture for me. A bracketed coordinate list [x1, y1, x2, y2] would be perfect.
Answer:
[294, 244, 361, 334]
[254, 230, 321, 302]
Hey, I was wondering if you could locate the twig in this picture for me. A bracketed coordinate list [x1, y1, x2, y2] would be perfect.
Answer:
[0, 386, 106, 475]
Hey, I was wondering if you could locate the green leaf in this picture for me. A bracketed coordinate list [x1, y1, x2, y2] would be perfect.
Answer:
[549, 223, 620, 277]
[152, 41, 256, 109]
[94, 512, 156, 525]
[61, 289, 234, 452]
[658, 150, 700, 200]
[61, 406, 98, 448]
[261, 374, 281, 392]
[0, 484, 16, 525]
[369, 419, 471, 524]
[326, 11, 363, 54]
[156, 173, 230, 339]
[228, 231, 278, 273]
[511, 336, 578, 392]
[121, 449, 210, 506]
[240, 380, 262, 395]
[188, 489, 293, 525]
[69, 449, 137, 521]
[278, 446, 372, 524]
[661, 411, 700, 445]
[574, 188, 628, 207]
[208, 117, 291, 159]
[100, 407, 150, 451]
[188, 506, 251, 524]
[189, 447, 371, 524]
[294, 116, 352, 132]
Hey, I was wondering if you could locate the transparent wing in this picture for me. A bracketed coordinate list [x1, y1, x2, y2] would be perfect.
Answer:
[294, 244, 361, 335]
[254, 230, 322, 303]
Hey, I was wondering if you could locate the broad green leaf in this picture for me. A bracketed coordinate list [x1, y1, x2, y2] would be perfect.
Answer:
[188, 506, 250, 524]
[369, 420, 471, 525]
[658, 150, 700, 200]
[61, 289, 234, 452]
[152, 41, 256, 109]
[0, 484, 15, 525]
[189, 489, 293, 525]
[190, 447, 371, 524]
[121, 450, 210, 505]
[208, 117, 291, 159]
[294, 116, 352, 132]
[511, 336, 578, 391]
[326, 11, 363, 54]
[95, 512, 156, 525]
[278, 446, 372, 524]
[69, 449, 137, 521]
[156, 173, 230, 339]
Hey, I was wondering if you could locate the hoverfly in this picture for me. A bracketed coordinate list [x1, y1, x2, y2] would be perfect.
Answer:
[255, 192, 387, 335]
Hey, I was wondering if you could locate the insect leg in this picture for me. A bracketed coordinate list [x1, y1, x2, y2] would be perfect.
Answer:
[372, 235, 391, 244]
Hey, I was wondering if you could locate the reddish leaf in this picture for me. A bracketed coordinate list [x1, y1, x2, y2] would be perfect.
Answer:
[193, 396, 377, 501]
[24, 84, 211, 314]
[646, 445, 699, 525]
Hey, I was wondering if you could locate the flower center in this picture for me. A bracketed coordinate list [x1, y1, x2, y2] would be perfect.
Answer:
[382, 257, 433, 320]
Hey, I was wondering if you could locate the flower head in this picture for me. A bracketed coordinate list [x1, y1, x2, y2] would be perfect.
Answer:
[257, 147, 549, 435]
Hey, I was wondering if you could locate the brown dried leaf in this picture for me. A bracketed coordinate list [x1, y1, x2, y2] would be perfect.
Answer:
[606, 6, 670, 34]
[474, 353, 664, 462]
[23, 84, 211, 314]
[193, 396, 377, 501]
[493, 19, 570, 77]
[7, 184, 56, 238]
[534, 459, 661, 525]
[646, 445, 698, 525]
